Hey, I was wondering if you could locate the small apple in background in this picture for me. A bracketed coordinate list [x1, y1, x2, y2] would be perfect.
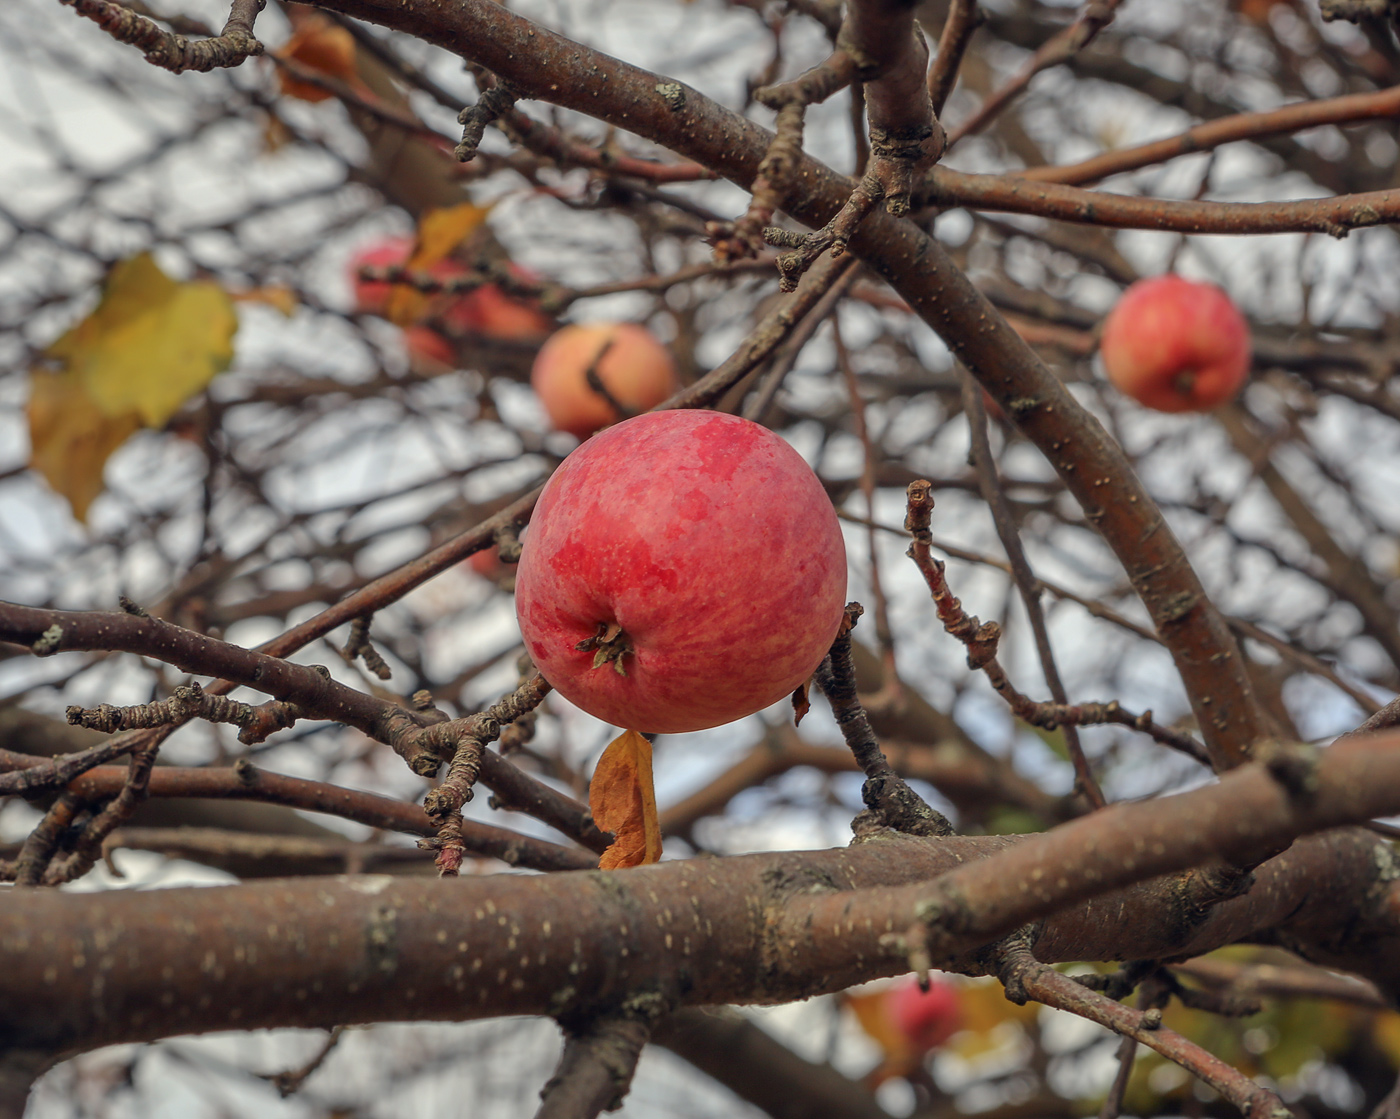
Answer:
[443, 263, 553, 341]
[1099, 275, 1252, 412]
[887, 976, 962, 1053]
[468, 548, 505, 579]
[847, 974, 963, 1087]
[530, 322, 680, 439]
[404, 326, 456, 374]
[349, 237, 419, 315]
[514, 410, 847, 733]
[349, 240, 550, 341]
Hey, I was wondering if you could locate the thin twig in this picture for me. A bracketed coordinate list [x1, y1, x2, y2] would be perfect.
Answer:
[814, 605, 953, 837]
[962, 372, 1105, 809]
[927, 0, 983, 116]
[946, 0, 1123, 146]
[904, 482, 1209, 765]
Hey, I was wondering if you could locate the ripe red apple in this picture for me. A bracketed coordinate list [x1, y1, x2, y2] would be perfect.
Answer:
[887, 976, 961, 1053]
[404, 325, 455, 373]
[1099, 275, 1251, 412]
[530, 322, 680, 439]
[443, 264, 553, 341]
[514, 410, 847, 733]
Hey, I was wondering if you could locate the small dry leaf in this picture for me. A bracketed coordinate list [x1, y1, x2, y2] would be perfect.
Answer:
[386, 201, 491, 326]
[27, 371, 141, 522]
[233, 285, 299, 317]
[589, 729, 662, 870]
[277, 18, 357, 102]
[791, 678, 812, 725]
[845, 989, 921, 1086]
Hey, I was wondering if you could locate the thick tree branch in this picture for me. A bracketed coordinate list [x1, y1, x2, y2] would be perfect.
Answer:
[5, 736, 1400, 1055]
[59, 0, 265, 72]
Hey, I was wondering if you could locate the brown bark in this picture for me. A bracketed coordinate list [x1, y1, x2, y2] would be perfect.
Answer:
[5, 735, 1400, 1057]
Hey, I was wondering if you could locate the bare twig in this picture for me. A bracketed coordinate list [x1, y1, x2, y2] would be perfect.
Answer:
[537, 1004, 665, 1119]
[992, 940, 1287, 1119]
[927, 0, 983, 116]
[962, 374, 1105, 809]
[814, 604, 953, 837]
[904, 482, 1210, 765]
[946, 0, 1123, 146]
[58, 0, 265, 73]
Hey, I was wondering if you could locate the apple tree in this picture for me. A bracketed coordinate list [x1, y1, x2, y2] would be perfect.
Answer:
[3, 0, 1400, 1116]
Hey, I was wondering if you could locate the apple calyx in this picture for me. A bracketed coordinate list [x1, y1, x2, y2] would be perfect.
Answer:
[1173, 369, 1199, 397]
[576, 622, 633, 676]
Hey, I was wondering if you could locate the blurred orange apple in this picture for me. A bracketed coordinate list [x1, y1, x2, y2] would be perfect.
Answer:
[1100, 275, 1251, 412]
[530, 322, 679, 439]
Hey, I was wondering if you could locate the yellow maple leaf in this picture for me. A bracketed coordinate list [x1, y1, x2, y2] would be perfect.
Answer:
[589, 729, 663, 869]
[27, 371, 141, 522]
[386, 201, 491, 327]
[45, 253, 237, 427]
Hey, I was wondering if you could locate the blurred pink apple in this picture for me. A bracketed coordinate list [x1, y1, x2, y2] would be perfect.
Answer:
[1099, 275, 1251, 412]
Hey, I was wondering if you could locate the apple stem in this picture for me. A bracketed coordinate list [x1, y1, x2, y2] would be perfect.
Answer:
[576, 621, 633, 676]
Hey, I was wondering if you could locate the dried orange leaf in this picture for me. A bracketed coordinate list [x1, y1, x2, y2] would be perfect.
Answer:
[45, 253, 237, 428]
[589, 729, 662, 869]
[277, 19, 357, 102]
[27, 371, 141, 522]
[792, 678, 812, 725]
[846, 989, 920, 1086]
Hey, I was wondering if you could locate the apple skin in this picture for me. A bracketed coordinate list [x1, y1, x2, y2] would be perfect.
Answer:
[530, 322, 680, 439]
[514, 410, 847, 734]
[1099, 275, 1251, 413]
[887, 976, 961, 1053]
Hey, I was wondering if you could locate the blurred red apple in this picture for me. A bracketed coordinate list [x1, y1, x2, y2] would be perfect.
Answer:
[530, 322, 679, 439]
[468, 548, 505, 579]
[443, 264, 553, 341]
[347, 238, 471, 323]
[404, 326, 455, 373]
[1099, 275, 1251, 412]
[514, 410, 847, 733]
[349, 237, 415, 316]
[888, 976, 962, 1053]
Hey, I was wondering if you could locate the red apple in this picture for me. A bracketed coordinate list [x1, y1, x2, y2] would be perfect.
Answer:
[348, 238, 469, 320]
[514, 410, 847, 733]
[468, 548, 505, 579]
[349, 237, 415, 315]
[404, 325, 455, 373]
[443, 264, 553, 341]
[1099, 275, 1251, 412]
[887, 976, 961, 1053]
[530, 322, 680, 439]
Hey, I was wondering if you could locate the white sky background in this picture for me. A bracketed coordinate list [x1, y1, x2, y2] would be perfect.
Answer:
[3, 0, 1400, 1114]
